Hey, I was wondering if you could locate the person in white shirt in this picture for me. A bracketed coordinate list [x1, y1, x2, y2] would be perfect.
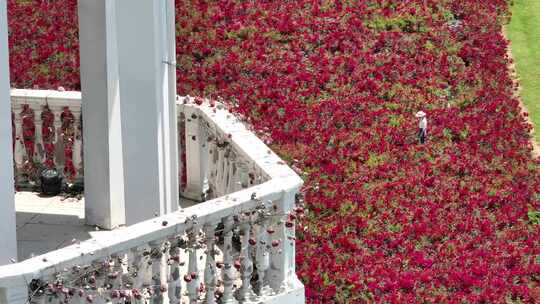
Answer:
[415, 111, 427, 144]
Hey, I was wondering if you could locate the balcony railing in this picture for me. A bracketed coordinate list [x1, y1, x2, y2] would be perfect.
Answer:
[1, 90, 305, 304]
[10, 89, 83, 188]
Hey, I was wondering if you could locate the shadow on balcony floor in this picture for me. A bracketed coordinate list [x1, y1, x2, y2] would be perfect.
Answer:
[15, 192, 95, 262]
[14, 192, 199, 261]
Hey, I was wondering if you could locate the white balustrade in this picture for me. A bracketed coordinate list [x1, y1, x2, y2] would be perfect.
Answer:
[10, 90, 268, 193]
[1, 94, 304, 304]
[10, 89, 83, 187]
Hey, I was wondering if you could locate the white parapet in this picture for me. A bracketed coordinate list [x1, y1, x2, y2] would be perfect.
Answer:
[0, 97, 305, 304]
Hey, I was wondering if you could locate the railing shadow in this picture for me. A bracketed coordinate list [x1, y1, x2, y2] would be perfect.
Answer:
[15, 211, 93, 261]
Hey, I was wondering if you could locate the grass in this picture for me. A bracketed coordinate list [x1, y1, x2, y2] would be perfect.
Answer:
[507, 0, 540, 144]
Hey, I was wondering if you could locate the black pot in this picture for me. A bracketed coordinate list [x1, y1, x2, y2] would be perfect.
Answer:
[40, 168, 62, 196]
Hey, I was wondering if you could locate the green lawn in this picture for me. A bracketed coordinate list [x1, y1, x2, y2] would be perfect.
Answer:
[507, 0, 540, 143]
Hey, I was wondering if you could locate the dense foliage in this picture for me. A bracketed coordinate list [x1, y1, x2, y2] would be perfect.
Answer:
[7, 0, 540, 302]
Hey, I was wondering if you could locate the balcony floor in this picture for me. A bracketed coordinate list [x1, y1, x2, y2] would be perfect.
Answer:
[14, 192, 198, 262]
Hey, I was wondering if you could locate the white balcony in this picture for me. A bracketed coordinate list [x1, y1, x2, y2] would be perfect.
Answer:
[0, 90, 305, 304]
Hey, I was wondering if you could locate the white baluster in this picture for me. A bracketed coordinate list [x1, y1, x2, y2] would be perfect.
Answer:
[222, 148, 230, 196]
[90, 260, 107, 304]
[225, 158, 235, 194]
[235, 163, 249, 192]
[207, 142, 218, 199]
[200, 122, 210, 200]
[230, 161, 238, 193]
[230, 157, 239, 192]
[167, 242, 182, 304]
[221, 216, 238, 304]
[137, 246, 151, 302]
[177, 112, 184, 191]
[129, 246, 147, 304]
[215, 146, 225, 197]
[17, 104, 37, 180]
[129, 247, 143, 288]
[162, 237, 171, 299]
[149, 241, 166, 304]
[33, 105, 43, 164]
[223, 150, 235, 194]
[267, 213, 286, 293]
[72, 111, 83, 178]
[13, 104, 24, 169]
[109, 254, 125, 304]
[238, 160, 248, 192]
[141, 247, 154, 293]
[255, 207, 271, 297]
[186, 229, 200, 303]
[255, 168, 265, 186]
[238, 221, 255, 301]
[268, 190, 300, 294]
[119, 261, 133, 303]
[52, 106, 63, 171]
[231, 162, 242, 192]
[225, 150, 231, 192]
[203, 224, 217, 304]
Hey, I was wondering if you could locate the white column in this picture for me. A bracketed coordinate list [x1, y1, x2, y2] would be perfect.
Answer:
[0, 0, 17, 266]
[78, 0, 126, 229]
[115, 0, 179, 225]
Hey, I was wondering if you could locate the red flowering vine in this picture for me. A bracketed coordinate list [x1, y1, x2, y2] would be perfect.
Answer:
[61, 106, 76, 181]
[41, 105, 56, 169]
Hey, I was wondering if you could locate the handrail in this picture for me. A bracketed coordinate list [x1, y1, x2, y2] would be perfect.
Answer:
[0, 178, 292, 287]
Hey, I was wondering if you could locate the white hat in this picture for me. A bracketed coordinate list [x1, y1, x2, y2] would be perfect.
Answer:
[415, 111, 426, 118]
